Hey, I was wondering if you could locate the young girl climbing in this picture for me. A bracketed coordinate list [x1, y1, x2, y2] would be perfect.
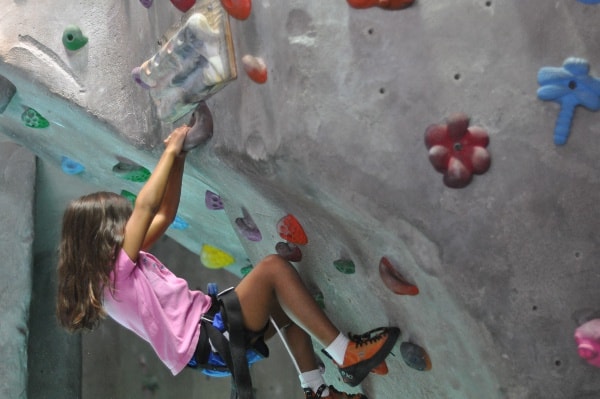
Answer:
[56, 125, 399, 399]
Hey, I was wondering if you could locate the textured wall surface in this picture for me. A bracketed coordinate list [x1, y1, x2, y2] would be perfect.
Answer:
[2, 0, 600, 398]
[0, 142, 35, 399]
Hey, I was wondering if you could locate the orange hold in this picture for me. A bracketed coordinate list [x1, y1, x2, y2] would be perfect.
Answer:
[220, 0, 252, 20]
[347, 0, 414, 10]
[242, 55, 268, 84]
[277, 214, 308, 245]
[379, 257, 419, 295]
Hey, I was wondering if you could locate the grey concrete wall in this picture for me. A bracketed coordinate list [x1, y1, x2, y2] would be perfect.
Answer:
[0, 141, 35, 399]
[1, 1, 600, 398]
[26, 155, 95, 399]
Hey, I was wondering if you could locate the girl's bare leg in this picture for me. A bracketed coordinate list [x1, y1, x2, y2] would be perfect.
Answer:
[234, 254, 339, 370]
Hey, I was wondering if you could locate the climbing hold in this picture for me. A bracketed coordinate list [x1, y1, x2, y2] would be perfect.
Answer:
[60, 156, 85, 175]
[0, 74, 16, 114]
[200, 244, 235, 269]
[220, 0, 252, 20]
[537, 57, 600, 145]
[113, 159, 151, 182]
[131, 67, 152, 90]
[575, 319, 600, 367]
[276, 214, 308, 245]
[205, 190, 224, 210]
[242, 55, 267, 84]
[62, 25, 88, 51]
[275, 242, 303, 262]
[379, 257, 419, 295]
[424, 113, 491, 189]
[21, 107, 49, 128]
[139, 0, 153, 7]
[313, 290, 325, 310]
[171, 0, 196, 12]
[334, 259, 356, 275]
[120, 190, 137, 205]
[400, 342, 432, 371]
[578, 0, 600, 4]
[240, 264, 254, 276]
[183, 101, 213, 151]
[235, 207, 262, 242]
[171, 215, 189, 230]
[347, 0, 414, 10]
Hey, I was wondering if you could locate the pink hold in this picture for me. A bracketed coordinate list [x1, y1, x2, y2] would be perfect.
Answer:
[574, 319, 600, 367]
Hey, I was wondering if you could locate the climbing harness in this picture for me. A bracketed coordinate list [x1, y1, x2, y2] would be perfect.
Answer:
[188, 285, 268, 399]
[188, 283, 305, 399]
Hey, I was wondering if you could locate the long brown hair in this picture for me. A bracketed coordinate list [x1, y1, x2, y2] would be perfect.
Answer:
[56, 191, 132, 332]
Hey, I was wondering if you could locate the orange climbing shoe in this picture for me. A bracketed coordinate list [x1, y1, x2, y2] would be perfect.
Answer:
[336, 327, 400, 387]
[304, 385, 367, 399]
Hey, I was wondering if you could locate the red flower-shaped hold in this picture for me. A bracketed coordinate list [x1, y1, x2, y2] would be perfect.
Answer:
[424, 113, 491, 189]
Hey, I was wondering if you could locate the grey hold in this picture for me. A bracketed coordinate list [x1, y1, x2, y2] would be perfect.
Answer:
[183, 101, 213, 152]
[0, 74, 16, 114]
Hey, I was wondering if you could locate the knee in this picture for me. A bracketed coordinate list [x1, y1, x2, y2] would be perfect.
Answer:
[254, 254, 296, 277]
[259, 254, 290, 271]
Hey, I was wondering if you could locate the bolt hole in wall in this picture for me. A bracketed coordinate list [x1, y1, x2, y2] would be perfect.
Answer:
[367, 28, 374, 35]
[532, 305, 538, 311]
[379, 87, 385, 94]
[485, 1, 492, 6]
[454, 73, 461, 81]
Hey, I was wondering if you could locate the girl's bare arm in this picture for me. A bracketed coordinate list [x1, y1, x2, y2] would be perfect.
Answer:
[141, 151, 186, 251]
[121, 126, 188, 261]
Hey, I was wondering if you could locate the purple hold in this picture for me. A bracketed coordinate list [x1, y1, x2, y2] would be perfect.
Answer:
[235, 208, 262, 242]
[131, 67, 151, 89]
[275, 242, 303, 262]
[139, 0, 153, 7]
[205, 190, 224, 210]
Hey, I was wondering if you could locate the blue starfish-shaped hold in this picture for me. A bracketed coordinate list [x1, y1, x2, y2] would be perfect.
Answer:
[578, 0, 600, 4]
[537, 57, 600, 145]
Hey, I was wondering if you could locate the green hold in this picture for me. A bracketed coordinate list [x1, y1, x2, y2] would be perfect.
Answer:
[62, 25, 88, 51]
[113, 162, 151, 183]
[120, 190, 137, 205]
[313, 291, 325, 310]
[334, 259, 355, 274]
[21, 107, 49, 128]
[241, 264, 254, 277]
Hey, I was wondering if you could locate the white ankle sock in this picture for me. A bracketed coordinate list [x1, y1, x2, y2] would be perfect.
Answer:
[299, 369, 329, 396]
[324, 333, 350, 365]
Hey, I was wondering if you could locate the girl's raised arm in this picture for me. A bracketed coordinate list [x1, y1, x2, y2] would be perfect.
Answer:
[121, 126, 188, 261]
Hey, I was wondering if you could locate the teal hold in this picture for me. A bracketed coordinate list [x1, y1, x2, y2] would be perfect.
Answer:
[62, 25, 88, 51]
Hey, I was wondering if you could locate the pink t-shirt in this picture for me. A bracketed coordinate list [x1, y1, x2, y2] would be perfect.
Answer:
[103, 249, 212, 375]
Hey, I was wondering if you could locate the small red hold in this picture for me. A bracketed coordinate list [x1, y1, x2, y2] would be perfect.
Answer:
[379, 257, 419, 295]
[242, 55, 267, 84]
[277, 214, 308, 245]
[170, 0, 196, 12]
[220, 0, 252, 20]
[347, 0, 414, 10]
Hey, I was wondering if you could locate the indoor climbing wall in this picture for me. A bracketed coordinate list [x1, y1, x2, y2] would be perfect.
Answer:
[1, 0, 600, 398]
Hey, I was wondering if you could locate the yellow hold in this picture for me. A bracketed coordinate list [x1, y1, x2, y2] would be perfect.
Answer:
[200, 244, 235, 269]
